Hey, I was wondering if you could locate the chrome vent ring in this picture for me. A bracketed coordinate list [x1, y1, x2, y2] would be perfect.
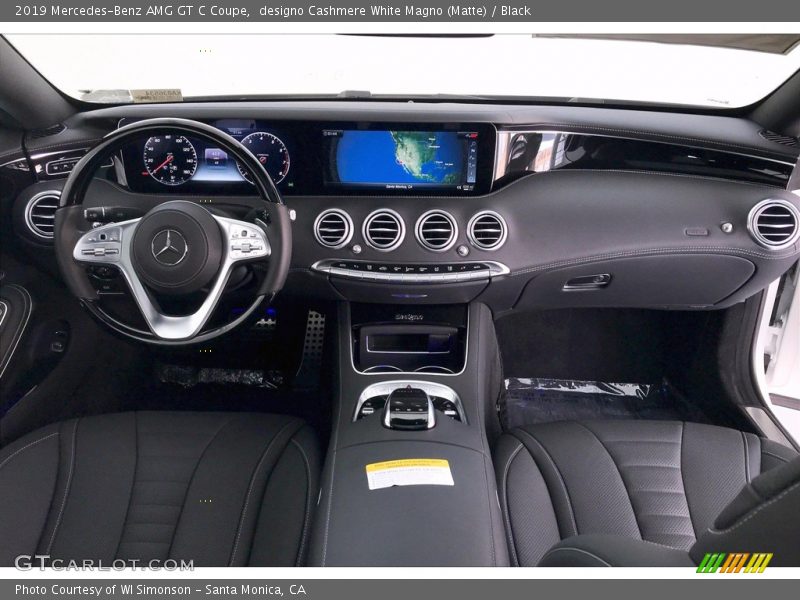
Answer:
[363, 209, 405, 252]
[467, 210, 507, 251]
[25, 190, 61, 239]
[314, 209, 354, 249]
[747, 199, 800, 250]
[416, 210, 458, 252]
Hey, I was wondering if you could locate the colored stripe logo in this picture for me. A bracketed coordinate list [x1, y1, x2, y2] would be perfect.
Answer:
[696, 553, 773, 573]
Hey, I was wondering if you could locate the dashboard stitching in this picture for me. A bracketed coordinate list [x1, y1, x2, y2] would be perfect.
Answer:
[28, 140, 103, 154]
[283, 168, 785, 200]
[510, 246, 797, 277]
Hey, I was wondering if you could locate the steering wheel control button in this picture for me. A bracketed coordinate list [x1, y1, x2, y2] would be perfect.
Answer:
[227, 224, 268, 261]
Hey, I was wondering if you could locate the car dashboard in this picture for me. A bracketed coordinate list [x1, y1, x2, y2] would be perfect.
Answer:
[4, 100, 800, 316]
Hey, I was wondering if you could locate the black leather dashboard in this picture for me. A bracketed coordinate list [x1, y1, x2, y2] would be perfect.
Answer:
[5, 100, 800, 313]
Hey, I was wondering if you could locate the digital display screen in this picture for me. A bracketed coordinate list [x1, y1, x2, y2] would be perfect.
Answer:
[324, 129, 479, 192]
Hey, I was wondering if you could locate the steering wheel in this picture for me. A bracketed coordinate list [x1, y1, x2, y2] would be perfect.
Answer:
[54, 118, 292, 345]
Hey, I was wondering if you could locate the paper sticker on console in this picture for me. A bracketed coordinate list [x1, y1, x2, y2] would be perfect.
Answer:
[365, 459, 454, 490]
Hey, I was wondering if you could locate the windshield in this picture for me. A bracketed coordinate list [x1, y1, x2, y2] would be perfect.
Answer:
[6, 34, 800, 108]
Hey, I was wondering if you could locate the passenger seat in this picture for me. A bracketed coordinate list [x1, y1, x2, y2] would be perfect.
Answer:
[493, 420, 800, 566]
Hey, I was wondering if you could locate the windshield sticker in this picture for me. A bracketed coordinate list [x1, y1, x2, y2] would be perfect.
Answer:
[130, 89, 183, 103]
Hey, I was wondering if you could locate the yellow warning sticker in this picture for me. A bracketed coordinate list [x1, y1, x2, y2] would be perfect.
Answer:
[365, 459, 454, 490]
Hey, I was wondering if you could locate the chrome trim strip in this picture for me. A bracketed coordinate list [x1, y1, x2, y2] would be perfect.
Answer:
[0, 157, 27, 169]
[354, 380, 466, 424]
[311, 259, 509, 283]
[29, 147, 91, 161]
[0, 286, 33, 381]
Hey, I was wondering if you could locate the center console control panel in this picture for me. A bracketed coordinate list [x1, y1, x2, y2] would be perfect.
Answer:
[355, 380, 466, 425]
[382, 386, 436, 430]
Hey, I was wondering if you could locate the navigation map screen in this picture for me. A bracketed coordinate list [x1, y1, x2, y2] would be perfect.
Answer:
[323, 129, 479, 192]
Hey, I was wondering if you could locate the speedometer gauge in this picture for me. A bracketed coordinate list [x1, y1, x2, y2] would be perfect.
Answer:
[143, 134, 197, 186]
[237, 132, 290, 185]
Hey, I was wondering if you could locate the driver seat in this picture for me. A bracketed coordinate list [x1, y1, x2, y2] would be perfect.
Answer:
[0, 411, 320, 567]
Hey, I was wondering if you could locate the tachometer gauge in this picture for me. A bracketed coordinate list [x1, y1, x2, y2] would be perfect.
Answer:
[237, 132, 290, 184]
[143, 134, 198, 185]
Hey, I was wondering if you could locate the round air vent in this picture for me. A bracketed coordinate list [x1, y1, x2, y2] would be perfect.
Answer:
[415, 210, 458, 252]
[25, 190, 61, 239]
[314, 209, 353, 249]
[363, 209, 405, 251]
[467, 210, 507, 251]
[748, 199, 800, 250]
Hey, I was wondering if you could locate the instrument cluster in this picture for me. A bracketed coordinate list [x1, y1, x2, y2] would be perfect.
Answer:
[120, 118, 300, 194]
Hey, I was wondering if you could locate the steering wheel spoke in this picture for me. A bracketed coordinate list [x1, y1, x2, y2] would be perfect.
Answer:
[73, 214, 272, 341]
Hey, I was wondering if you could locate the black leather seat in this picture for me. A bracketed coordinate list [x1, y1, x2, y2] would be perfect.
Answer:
[493, 420, 799, 566]
[0, 411, 320, 567]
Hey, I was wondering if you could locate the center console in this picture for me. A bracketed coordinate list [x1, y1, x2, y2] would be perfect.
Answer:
[308, 302, 509, 566]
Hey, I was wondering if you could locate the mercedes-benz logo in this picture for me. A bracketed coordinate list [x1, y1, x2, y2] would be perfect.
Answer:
[151, 229, 188, 266]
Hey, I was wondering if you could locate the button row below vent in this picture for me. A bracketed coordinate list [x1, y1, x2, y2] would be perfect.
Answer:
[312, 260, 509, 283]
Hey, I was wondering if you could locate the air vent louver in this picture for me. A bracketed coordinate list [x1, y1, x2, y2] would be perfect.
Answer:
[363, 209, 405, 251]
[467, 211, 507, 250]
[759, 129, 799, 148]
[416, 210, 457, 251]
[25, 191, 61, 239]
[314, 209, 353, 249]
[748, 200, 800, 250]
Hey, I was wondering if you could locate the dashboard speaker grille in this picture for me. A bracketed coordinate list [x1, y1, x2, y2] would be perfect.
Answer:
[363, 209, 405, 251]
[29, 123, 66, 139]
[416, 210, 457, 251]
[468, 211, 507, 250]
[25, 191, 61, 239]
[314, 209, 353, 249]
[759, 129, 800, 148]
[748, 200, 800, 250]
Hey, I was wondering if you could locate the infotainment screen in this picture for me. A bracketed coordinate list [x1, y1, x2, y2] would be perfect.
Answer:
[323, 129, 480, 192]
